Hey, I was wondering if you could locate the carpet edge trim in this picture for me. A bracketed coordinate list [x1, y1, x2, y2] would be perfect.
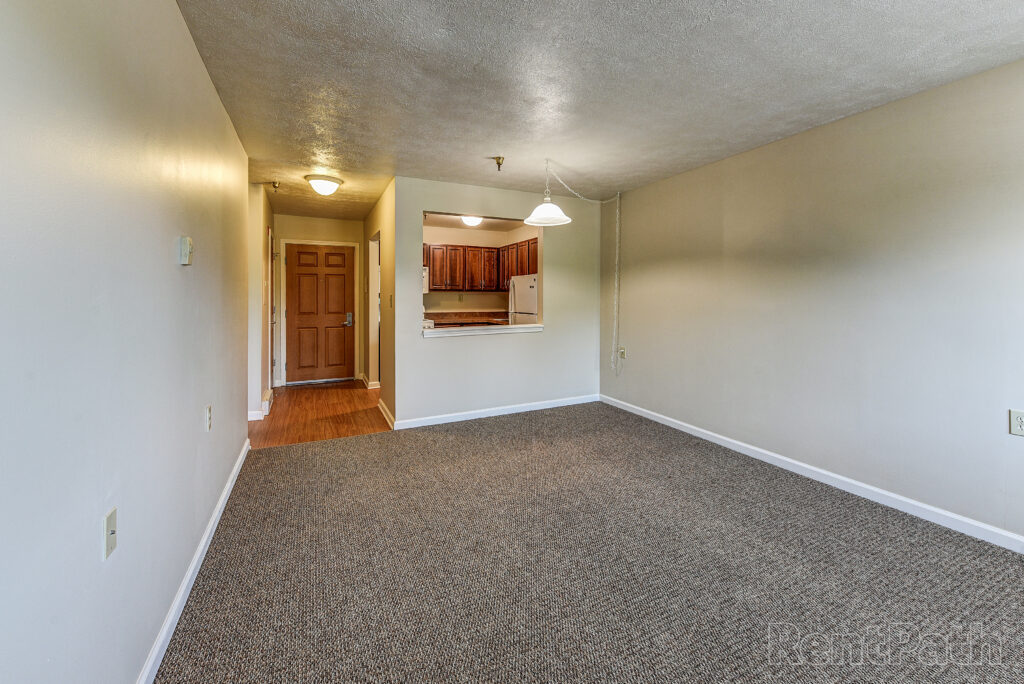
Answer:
[136, 437, 251, 684]
[600, 394, 1024, 554]
[394, 394, 601, 430]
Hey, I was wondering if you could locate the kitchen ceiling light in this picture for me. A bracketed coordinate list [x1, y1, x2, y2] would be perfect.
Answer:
[461, 216, 483, 226]
[304, 174, 342, 195]
[525, 160, 572, 226]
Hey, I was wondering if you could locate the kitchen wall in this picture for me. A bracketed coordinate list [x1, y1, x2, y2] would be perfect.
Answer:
[0, 1, 249, 683]
[395, 177, 600, 424]
[601, 59, 1024, 537]
[271, 214, 365, 386]
[365, 180, 397, 417]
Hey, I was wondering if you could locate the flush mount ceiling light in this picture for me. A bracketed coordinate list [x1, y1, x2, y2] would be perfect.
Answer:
[461, 216, 483, 226]
[304, 174, 343, 196]
[525, 160, 572, 226]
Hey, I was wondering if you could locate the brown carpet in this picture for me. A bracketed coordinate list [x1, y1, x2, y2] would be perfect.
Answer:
[156, 402, 1023, 682]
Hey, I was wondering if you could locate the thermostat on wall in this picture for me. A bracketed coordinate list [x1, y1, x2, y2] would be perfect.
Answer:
[178, 236, 194, 265]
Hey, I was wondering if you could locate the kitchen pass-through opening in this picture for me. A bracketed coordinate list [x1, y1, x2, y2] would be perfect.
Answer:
[422, 212, 541, 336]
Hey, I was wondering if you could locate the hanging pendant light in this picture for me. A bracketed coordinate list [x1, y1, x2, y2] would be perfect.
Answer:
[525, 160, 571, 226]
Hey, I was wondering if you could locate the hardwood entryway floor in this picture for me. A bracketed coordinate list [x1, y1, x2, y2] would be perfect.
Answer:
[248, 380, 391, 448]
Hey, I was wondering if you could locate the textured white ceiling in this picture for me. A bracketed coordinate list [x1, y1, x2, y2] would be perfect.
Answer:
[177, 0, 1024, 219]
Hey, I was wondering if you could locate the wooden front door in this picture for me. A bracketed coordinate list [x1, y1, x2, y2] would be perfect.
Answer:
[285, 243, 355, 383]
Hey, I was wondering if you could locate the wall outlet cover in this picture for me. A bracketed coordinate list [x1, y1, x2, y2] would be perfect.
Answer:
[1010, 410, 1024, 437]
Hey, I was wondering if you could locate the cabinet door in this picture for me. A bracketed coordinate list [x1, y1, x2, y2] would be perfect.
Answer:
[483, 248, 498, 290]
[423, 243, 428, 267]
[446, 245, 466, 290]
[465, 246, 484, 290]
[498, 246, 507, 290]
[505, 242, 516, 280]
[517, 241, 529, 276]
[428, 245, 447, 289]
[527, 238, 538, 275]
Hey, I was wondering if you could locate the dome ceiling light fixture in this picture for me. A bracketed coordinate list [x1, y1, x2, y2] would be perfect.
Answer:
[524, 159, 572, 227]
[461, 216, 483, 226]
[304, 174, 343, 196]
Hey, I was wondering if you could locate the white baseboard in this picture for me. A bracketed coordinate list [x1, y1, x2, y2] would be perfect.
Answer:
[247, 410, 263, 421]
[600, 395, 1024, 555]
[357, 374, 380, 390]
[261, 389, 273, 416]
[378, 399, 395, 429]
[136, 438, 251, 684]
[394, 394, 600, 430]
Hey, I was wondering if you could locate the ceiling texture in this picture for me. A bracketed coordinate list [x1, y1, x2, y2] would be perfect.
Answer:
[177, 0, 1024, 219]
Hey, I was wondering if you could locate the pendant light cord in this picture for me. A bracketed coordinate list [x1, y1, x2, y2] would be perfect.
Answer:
[541, 159, 623, 374]
[545, 158, 615, 204]
[610, 191, 622, 374]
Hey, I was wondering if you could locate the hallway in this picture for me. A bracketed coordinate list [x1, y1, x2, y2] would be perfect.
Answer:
[248, 381, 391, 448]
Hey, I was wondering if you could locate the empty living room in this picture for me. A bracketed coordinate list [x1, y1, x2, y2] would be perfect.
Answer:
[3, 1, 1024, 682]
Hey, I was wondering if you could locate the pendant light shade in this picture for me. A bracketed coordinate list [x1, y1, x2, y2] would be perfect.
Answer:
[304, 174, 342, 195]
[524, 193, 572, 226]
[525, 159, 572, 226]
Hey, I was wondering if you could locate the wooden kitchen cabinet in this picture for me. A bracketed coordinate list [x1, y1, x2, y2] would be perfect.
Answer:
[466, 246, 484, 290]
[445, 245, 466, 290]
[517, 241, 529, 277]
[507, 243, 520, 281]
[482, 247, 498, 290]
[428, 245, 447, 289]
[425, 240, 534, 292]
[465, 246, 499, 291]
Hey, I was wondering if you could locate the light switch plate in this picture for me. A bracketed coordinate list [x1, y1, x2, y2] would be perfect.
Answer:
[178, 236, 194, 265]
[1010, 410, 1024, 437]
[104, 508, 117, 559]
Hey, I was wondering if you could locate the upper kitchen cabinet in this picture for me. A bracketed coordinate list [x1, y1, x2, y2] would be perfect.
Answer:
[428, 244, 447, 289]
[466, 246, 499, 291]
[527, 238, 538, 275]
[445, 245, 466, 290]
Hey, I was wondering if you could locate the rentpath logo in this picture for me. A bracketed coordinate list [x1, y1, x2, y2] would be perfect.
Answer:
[768, 622, 1003, 667]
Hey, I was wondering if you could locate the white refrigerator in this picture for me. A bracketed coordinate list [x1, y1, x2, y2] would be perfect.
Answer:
[508, 274, 538, 325]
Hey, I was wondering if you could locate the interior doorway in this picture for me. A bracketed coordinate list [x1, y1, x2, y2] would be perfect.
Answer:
[282, 241, 358, 383]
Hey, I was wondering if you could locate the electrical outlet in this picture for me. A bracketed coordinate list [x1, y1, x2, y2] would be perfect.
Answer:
[205, 405, 212, 432]
[104, 508, 117, 559]
[1010, 410, 1024, 437]
[618, 346, 627, 359]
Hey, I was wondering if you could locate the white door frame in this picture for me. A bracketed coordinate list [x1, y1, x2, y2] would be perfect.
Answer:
[367, 236, 381, 388]
[277, 239, 361, 386]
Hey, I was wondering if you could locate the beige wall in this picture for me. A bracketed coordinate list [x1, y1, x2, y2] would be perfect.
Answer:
[601, 59, 1024, 537]
[271, 214, 365, 385]
[395, 177, 600, 423]
[365, 180, 397, 415]
[0, 1, 249, 682]
[247, 184, 274, 415]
